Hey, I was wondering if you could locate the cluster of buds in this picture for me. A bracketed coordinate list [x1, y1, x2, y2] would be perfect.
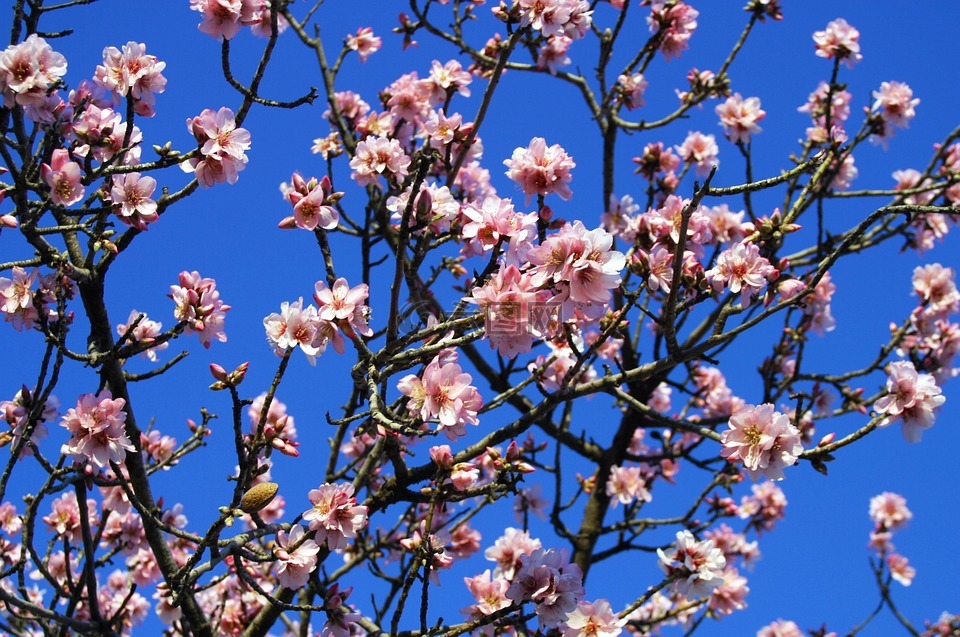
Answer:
[209, 362, 249, 391]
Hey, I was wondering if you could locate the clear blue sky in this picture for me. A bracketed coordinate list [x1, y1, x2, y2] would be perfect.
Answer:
[2, 1, 958, 635]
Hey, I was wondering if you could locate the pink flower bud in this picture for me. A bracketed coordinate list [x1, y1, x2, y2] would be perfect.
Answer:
[818, 432, 836, 446]
[210, 363, 228, 381]
[0, 214, 16, 228]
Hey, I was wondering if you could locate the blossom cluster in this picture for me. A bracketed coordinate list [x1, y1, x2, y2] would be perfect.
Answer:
[398, 348, 483, 439]
[263, 277, 372, 364]
[181, 107, 251, 188]
[868, 492, 916, 586]
[169, 270, 231, 347]
[59, 390, 134, 470]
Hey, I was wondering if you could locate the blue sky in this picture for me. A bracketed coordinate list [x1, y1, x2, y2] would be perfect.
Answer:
[2, 1, 959, 635]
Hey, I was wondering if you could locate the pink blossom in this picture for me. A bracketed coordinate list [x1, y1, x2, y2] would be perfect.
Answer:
[601, 193, 640, 238]
[485, 527, 542, 580]
[424, 109, 462, 146]
[757, 619, 804, 637]
[60, 390, 134, 470]
[657, 530, 726, 599]
[347, 27, 382, 62]
[537, 35, 572, 75]
[708, 567, 749, 616]
[869, 492, 912, 531]
[676, 131, 719, 177]
[282, 173, 340, 231]
[804, 271, 837, 335]
[190, 0, 261, 40]
[93, 42, 167, 116]
[812, 19, 862, 68]
[504, 137, 576, 202]
[2, 385, 58, 458]
[561, 599, 625, 637]
[41, 149, 84, 207]
[116, 309, 168, 362]
[462, 569, 511, 616]
[721, 404, 803, 481]
[706, 241, 777, 307]
[605, 465, 652, 507]
[465, 264, 550, 357]
[399, 352, 482, 439]
[169, 270, 230, 347]
[423, 59, 472, 104]
[507, 547, 584, 628]
[646, 1, 699, 60]
[460, 196, 537, 265]
[739, 482, 787, 532]
[526, 221, 625, 308]
[716, 93, 766, 144]
[617, 73, 648, 110]
[182, 107, 251, 187]
[887, 553, 915, 586]
[110, 173, 158, 230]
[349, 135, 411, 186]
[263, 298, 337, 365]
[314, 277, 373, 339]
[0, 35, 67, 109]
[518, 0, 592, 40]
[874, 360, 945, 442]
[302, 483, 367, 550]
[273, 525, 320, 589]
[451, 463, 480, 491]
[798, 81, 852, 143]
[913, 264, 960, 319]
[871, 81, 919, 141]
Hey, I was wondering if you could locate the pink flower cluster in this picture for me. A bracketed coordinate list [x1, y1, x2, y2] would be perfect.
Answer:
[41, 149, 84, 207]
[190, 0, 288, 40]
[109, 173, 158, 230]
[705, 240, 778, 307]
[720, 403, 803, 481]
[349, 135, 411, 187]
[2, 386, 58, 458]
[715, 93, 766, 144]
[181, 107, 251, 188]
[504, 137, 576, 202]
[874, 360, 945, 443]
[515, 0, 593, 40]
[646, 1, 699, 60]
[397, 348, 483, 439]
[301, 483, 368, 550]
[169, 270, 230, 348]
[798, 81, 852, 144]
[868, 492, 915, 586]
[506, 547, 585, 628]
[273, 524, 319, 589]
[0, 35, 67, 112]
[0, 267, 73, 331]
[460, 195, 538, 264]
[657, 530, 726, 598]
[899, 263, 960, 381]
[812, 18, 862, 68]
[871, 81, 919, 142]
[60, 390, 134, 470]
[676, 131, 719, 177]
[93, 41, 167, 117]
[347, 27, 382, 62]
[280, 173, 342, 230]
[264, 278, 371, 363]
